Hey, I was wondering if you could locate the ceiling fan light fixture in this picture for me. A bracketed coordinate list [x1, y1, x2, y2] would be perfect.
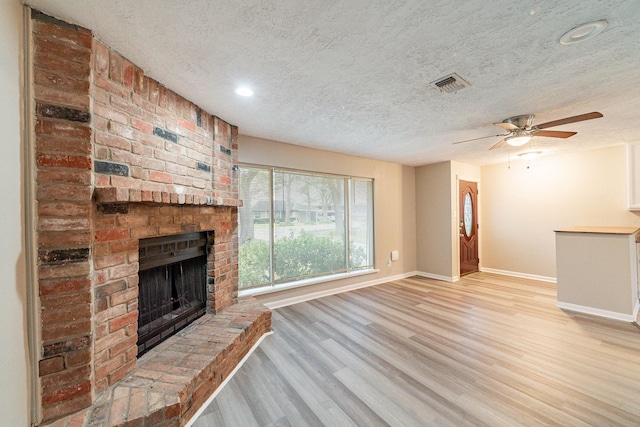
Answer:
[506, 134, 532, 146]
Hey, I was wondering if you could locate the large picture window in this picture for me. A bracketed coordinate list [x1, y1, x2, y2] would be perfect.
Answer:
[238, 166, 374, 291]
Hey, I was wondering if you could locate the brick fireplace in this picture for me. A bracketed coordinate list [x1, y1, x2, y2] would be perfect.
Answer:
[31, 10, 271, 426]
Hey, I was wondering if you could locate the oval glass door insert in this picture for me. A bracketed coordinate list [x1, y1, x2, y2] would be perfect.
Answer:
[463, 192, 473, 238]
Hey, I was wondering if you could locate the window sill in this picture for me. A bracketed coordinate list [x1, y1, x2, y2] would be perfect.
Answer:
[238, 268, 379, 297]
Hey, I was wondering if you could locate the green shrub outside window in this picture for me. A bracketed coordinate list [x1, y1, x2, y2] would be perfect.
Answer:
[238, 166, 374, 291]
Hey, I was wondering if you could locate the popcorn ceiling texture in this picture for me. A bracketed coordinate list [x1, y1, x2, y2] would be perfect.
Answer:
[25, 0, 640, 166]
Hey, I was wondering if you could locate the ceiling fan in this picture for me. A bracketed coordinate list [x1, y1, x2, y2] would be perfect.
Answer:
[453, 112, 603, 150]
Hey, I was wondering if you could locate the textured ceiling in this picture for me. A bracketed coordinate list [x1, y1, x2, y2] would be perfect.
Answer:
[24, 0, 640, 166]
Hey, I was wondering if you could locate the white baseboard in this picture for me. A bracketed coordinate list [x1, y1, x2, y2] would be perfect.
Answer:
[480, 267, 557, 283]
[184, 330, 274, 427]
[264, 272, 417, 309]
[414, 271, 458, 282]
[263, 269, 560, 310]
[556, 301, 638, 322]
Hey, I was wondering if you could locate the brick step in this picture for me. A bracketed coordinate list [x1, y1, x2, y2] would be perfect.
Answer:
[43, 296, 271, 427]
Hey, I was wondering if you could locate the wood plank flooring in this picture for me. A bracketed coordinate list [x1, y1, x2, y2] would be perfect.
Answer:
[192, 273, 640, 426]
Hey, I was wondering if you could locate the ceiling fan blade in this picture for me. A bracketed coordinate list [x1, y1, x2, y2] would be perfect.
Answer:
[489, 139, 507, 150]
[452, 133, 507, 145]
[534, 130, 577, 139]
[535, 112, 603, 129]
[494, 122, 519, 130]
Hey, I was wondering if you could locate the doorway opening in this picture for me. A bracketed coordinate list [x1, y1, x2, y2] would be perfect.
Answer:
[459, 180, 479, 276]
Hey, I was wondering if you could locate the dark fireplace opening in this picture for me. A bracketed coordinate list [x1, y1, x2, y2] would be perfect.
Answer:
[137, 232, 209, 356]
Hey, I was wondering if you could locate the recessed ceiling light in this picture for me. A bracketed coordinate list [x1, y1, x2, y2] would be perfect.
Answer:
[559, 20, 607, 45]
[235, 87, 254, 97]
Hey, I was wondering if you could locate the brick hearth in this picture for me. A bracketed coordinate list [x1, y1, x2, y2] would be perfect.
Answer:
[30, 9, 271, 425]
[44, 297, 271, 427]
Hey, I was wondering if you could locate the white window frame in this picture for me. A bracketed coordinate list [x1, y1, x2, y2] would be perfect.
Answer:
[238, 164, 376, 295]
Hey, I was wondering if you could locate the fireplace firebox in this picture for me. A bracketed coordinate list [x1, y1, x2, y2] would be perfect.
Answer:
[137, 232, 209, 356]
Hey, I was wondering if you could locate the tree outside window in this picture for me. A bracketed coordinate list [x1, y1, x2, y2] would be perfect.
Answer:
[238, 166, 374, 291]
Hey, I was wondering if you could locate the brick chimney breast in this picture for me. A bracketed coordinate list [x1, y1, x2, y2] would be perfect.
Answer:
[30, 10, 267, 425]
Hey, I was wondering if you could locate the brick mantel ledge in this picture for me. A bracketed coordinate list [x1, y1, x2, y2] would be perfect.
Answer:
[42, 297, 271, 427]
[94, 187, 243, 207]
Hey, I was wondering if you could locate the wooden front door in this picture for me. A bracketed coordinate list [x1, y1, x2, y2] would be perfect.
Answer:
[459, 180, 479, 275]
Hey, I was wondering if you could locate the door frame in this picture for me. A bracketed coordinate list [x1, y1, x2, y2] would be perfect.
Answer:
[456, 175, 481, 278]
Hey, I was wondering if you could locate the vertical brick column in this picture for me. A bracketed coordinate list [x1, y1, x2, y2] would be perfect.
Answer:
[230, 127, 239, 303]
[32, 12, 95, 422]
[211, 119, 240, 312]
[92, 203, 139, 394]
[213, 117, 236, 206]
[230, 125, 239, 201]
[207, 206, 234, 312]
[90, 39, 147, 395]
[230, 206, 240, 303]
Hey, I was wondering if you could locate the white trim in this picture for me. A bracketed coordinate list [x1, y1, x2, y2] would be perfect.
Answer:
[23, 7, 42, 425]
[627, 142, 640, 210]
[184, 331, 274, 427]
[629, 237, 639, 310]
[415, 271, 458, 283]
[240, 268, 379, 298]
[480, 267, 557, 283]
[263, 272, 415, 309]
[557, 301, 638, 323]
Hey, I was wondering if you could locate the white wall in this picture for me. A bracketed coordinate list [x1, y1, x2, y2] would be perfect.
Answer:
[481, 145, 640, 279]
[0, 0, 30, 425]
[238, 135, 416, 306]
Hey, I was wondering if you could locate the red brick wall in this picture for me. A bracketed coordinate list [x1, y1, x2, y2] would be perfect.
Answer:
[92, 204, 238, 393]
[32, 12, 95, 422]
[91, 38, 241, 206]
[31, 11, 240, 424]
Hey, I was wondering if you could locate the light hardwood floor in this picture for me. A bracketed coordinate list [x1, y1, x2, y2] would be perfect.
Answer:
[193, 273, 640, 426]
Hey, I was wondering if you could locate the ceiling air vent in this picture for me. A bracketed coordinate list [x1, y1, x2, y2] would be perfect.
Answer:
[431, 73, 471, 94]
